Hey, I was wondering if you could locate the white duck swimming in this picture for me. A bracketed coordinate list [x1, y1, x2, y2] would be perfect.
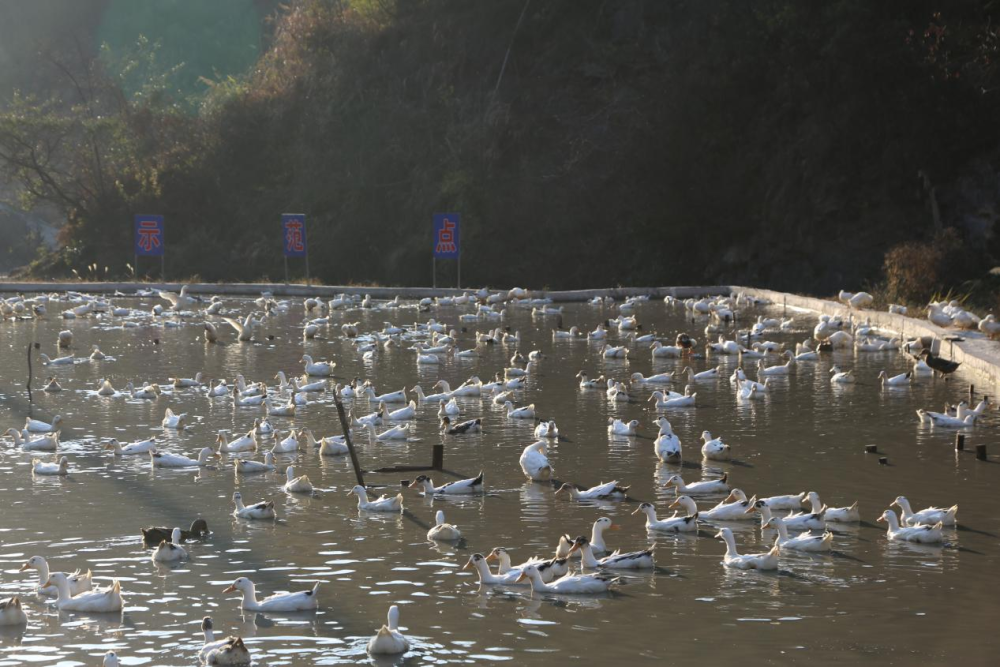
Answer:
[301, 355, 334, 376]
[437, 398, 461, 419]
[891, 496, 958, 526]
[916, 409, 976, 428]
[235, 451, 276, 474]
[408, 472, 485, 495]
[25, 415, 62, 433]
[217, 430, 256, 454]
[651, 386, 697, 408]
[427, 510, 462, 541]
[463, 553, 526, 585]
[607, 418, 639, 436]
[534, 420, 559, 438]
[663, 473, 729, 496]
[569, 536, 655, 569]
[232, 492, 276, 520]
[503, 401, 535, 419]
[32, 455, 69, 476]
[171, 372, 203, 388]
[367, 605, 410, 655]
[199, 617, 252, 666]
[700, 431, 731, 461]
[715, 527, 779, 570]
[519, 441, 553, 481]
[161, 408, 187, 430]
[223, 577, 319, 612]
[283, 466, 314, 494]
[103, 436, 156, 456]
[365, 422, 410, 441]
[5, 428, 58, 451]
[877, 510, 944, 543]
[45, 572, 123, 613]
[747, 500, 826, 530]
[829, 366, 855, 384]
[39, 353, 76, 366]
[363, 384, 408, 403]
[348, 485, 403, 512]
[556, 480, 628, 500]
[633, 501, 698, 532]
[271, 430, 304, 453]
[878, 370, 911, 387]
[0, 597, 26, 626]
[687, 492, 756, 522]
[803, 491, 859, 522]
[765, 516, 833, 552]
[631, 371, 675, 385]
[19, 555, 92, 597]
[653, 418, 681, 462]
[684, 365, 721, 381]
[152, 528, 189, 562]
[515, 564, 619, 594]
[411, 384, 451, 402]
[150, 447, 218, 468]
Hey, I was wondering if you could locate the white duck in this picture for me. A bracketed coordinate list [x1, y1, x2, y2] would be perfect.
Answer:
[301, 355, 334, 376]
[803, 491, 859, 522]
[684, 366, 720, 381]
[150, 447, 218, 468]
[387, 400, 418, 421]
[633, 501, 698, 532]
[463, 552, 526, 586]
[663, 473, 729, 496]
[32, 456, 69, 476]
[877, 510, 944, 543]
[829, 366, 855, 384]
[715, 527, 779, 570]
[503, 401, 535, 419]
[631, 371, 674, 385]
[363, 384, 408, 402]
[916, 409, 976, 428]
[765, 516, 833, 552]
[556, 480, 628, 500]
[161, 408, 187, 430]
[534, 420, 559, 438]
[283, 466, 314, 494]
[367, 605, 410, 655]
[411, 384, 451, 402]
[152, 528, 189, 562]
[569, 536, 655, 569]
[222, 577, 319, 612]
[519, 441, 553, 481]
[0, 597, 26, 626]
[608, 418, 639, 436]
[427, 510, 462, 541]
[365, 422, 410, 441]
[684, 492, 756, 522]
[235, 451, 276, 474]
[408, 472, 484, 495]
[348, 485, 403, 512]
[515, 564, 619, 594]
[232, 492, 276, 520]
[891, 496, 958, 526]
[653, 418, 681, 462]
[25, 415, 62, 433]
[437, 398, 461, 418]
[878, 370, 911, 387]
[199, 617, 252, 666]
[19, 556, 92, 597]
[5, 428, 58, 451]
[217, 430, 256, 453]
[271, 430, 303, 453]
[45, 573, 123, 612]
[700, 431, 731, 461]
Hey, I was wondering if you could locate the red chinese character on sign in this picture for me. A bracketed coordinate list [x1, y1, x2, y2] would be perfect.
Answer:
[137, 221, 162, 252]
[285, 219, 305, 252]
[435, 218, 456, 253]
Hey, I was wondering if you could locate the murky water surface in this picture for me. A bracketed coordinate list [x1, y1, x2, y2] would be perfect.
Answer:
[0, 296, 998, 665]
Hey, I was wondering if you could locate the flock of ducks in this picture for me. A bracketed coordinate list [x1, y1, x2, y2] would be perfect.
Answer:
[0, 286, 989, 664]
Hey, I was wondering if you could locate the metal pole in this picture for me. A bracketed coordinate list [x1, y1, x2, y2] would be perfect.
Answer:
[333, 390, 366, 487]
[26, 344, 33, 404]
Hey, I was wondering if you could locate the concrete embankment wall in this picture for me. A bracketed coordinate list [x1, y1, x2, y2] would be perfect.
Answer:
[2, 280, 997, 392]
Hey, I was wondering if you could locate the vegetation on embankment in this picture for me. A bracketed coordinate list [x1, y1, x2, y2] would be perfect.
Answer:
[2, 1, 1000, 297]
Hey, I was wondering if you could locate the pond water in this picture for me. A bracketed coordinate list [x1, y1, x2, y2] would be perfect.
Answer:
[0, 294, 997, 666]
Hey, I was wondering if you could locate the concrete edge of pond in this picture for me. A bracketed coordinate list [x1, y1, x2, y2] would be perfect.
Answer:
[734, 286, 1000, 393]
[2, 280, 998, 391]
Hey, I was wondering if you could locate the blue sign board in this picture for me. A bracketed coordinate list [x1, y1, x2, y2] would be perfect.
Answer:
[134, 215, 164, 256]
[282, 214, 307, 258]
[433, 213, 460, 259]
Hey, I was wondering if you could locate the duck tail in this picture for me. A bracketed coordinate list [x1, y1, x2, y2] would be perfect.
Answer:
[848, 501, 859, 511]
[768, 545, 781, 556]
[720, 473, 729, 484]
[947, 504, 959, 520]
[472, 471, 485, 485]
[111, 579, 121, 593]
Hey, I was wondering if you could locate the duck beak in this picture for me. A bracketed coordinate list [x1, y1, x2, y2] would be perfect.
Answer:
[609, 524, 620, 531]
[631, 507, 641, 515]
[222, 584, 237, 593]
[485, 553, 497, 563]
[762, 521, 772, 529]
[567, 544, 580, 555]
[744, 506, 757, 514]
[876, 516, 885, 523]
[515, 572, 526, 583]
[42, 578, 54, 588]
[668, 499, 680, 508]
[18, 563, 29, 572]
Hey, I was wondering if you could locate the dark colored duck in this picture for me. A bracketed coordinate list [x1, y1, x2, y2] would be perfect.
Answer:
[142, 519, 209, 547]
[919, 349, 961, 375]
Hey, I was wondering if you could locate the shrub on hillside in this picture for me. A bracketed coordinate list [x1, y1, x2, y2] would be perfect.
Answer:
[881, 229, 982, 304]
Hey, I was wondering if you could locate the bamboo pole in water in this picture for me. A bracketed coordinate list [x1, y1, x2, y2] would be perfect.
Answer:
[25, 343, 33, 404]
[333, 387, 365, 487]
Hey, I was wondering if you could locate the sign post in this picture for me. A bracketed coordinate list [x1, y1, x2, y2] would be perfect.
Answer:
[134, 214, 165, 279]
[282, 214, 308, 284]
[432, 213, 460, 288]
